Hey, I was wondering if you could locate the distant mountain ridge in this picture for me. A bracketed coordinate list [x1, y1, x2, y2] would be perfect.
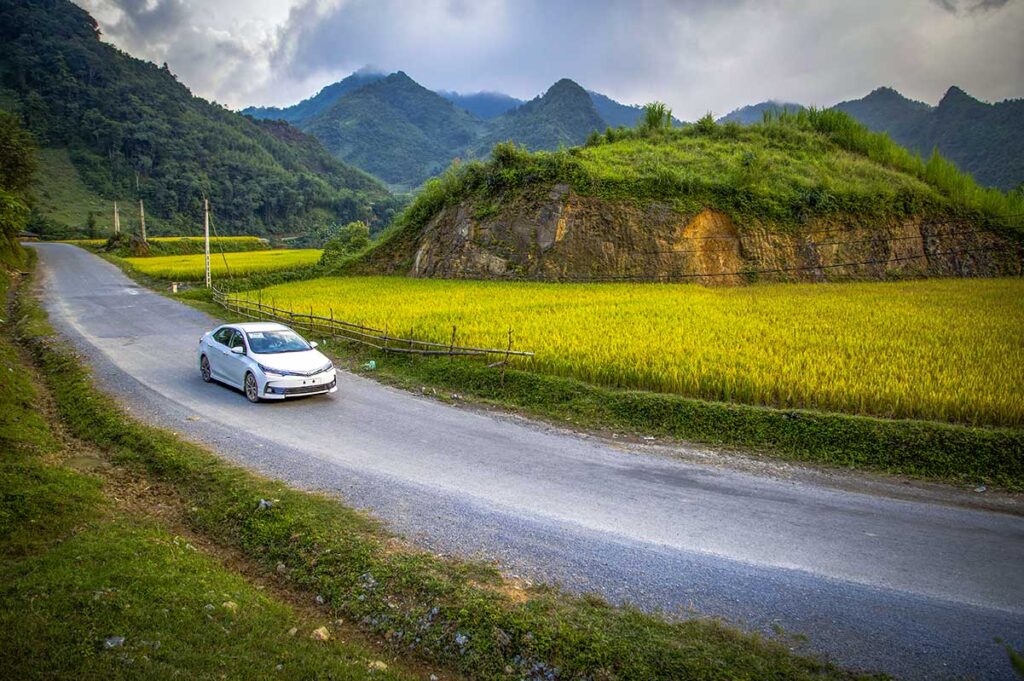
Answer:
[473, 79, 606, 155]
[242, 69, 386, 125]
[720, 87, 1023, 191]
[436, 90, 522, 119]
[302, 72, 482, 188]
[833, 86, 1024, 191]
[245, 70, 1022, 192]
[244, 70, 667, 188]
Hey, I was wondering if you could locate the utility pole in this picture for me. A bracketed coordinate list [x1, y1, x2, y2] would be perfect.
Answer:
[138, 199, 147, 243]
[203, 197, 211, 288]
[113, 201, 120, 235]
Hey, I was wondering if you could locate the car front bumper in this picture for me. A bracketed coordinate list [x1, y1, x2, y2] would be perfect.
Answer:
[262, 371, 337, 399]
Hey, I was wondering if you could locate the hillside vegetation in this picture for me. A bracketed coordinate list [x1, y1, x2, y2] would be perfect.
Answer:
[302, 72, 482, 189]
[0, 0, 398, 238]
[357, 108, 1022, 283]
[833, 86, 1024, 191]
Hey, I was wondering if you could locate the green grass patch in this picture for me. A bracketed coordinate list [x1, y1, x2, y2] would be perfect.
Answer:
[30, 147, 127, 236]
[2, 260, 413, 680]
[14, 236, 875, 679]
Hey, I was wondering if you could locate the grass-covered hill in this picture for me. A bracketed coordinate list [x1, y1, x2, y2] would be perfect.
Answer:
[722, 87, 1024, 191]
[355, 109, 1023, 282]
[0, 0, 397, 239]
[833, 86, 1024, 191]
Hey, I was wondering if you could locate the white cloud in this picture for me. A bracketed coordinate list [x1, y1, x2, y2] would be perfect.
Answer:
[75, 0, 1024, 119]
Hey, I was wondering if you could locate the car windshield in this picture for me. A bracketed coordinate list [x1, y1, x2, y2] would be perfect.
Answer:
[245, 329, 310, 354]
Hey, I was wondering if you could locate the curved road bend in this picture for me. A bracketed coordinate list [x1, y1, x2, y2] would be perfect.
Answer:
[30, 243, 1024, 680]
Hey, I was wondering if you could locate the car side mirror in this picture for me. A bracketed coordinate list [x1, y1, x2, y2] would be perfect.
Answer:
[310, 341, 318, 348]
[230, 346, 244, 354]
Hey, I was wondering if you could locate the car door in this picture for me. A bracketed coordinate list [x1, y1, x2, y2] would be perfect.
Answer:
[222, 329, 250, 388]
[207, 327, 234, 380]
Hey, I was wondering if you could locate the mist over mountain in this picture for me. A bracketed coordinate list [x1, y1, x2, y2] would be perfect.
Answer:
[718, 101, 805, 125]
[242, 69, 386, 126]
[473, 79, 607, 155]
[437, 91, 523, 119]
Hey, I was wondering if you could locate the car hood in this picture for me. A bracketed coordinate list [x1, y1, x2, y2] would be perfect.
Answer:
[252, 349, 331, 374]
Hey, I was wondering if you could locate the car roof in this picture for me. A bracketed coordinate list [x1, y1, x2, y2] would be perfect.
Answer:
[227, 322, 291, 333]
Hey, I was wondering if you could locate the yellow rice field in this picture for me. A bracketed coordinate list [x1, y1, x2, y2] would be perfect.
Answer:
[126, 249, 321, 280]
[252, 276, 1024, 427]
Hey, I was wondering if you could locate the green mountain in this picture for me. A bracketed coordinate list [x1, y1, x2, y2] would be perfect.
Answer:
[301, 72, 484, 190]
[833, 86, 1024, 191]
[437, 90, 523, 119]
[241, 69, 386, 126]
[0, 0, 394, 239]
[474, 79, 607, 155]
[248, 73, 663, 188]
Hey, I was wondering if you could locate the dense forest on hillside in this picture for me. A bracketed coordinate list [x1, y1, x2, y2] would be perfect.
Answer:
[0, 0, 399, 238]
[0, 111, 35, 266]
[302, 72, 483, 189]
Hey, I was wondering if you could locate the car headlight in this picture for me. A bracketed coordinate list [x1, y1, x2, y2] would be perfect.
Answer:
[257, 363, 286, 377]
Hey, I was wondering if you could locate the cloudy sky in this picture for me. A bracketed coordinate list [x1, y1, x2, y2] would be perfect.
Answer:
[77, 0, 1023, 120]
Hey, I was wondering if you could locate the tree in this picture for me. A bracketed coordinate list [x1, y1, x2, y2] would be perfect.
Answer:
[639, 102, 672, 134]
[86, 210, 97, 237]
[320, 220, 371, 268]
[0, 110, 37, 194]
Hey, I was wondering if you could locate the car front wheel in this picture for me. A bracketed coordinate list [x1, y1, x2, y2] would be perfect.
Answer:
[244, 372, 261, 403]
[200, 355, 212, 383]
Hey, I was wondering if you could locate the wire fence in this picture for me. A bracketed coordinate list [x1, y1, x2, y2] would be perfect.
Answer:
[211, 285, 534, 362]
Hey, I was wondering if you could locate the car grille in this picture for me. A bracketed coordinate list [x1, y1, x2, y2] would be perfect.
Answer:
[279, 378, 336, 396]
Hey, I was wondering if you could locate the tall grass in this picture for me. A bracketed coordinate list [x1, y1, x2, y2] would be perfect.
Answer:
[124, 249, 321, 280]
[762, 107, 1024, 223]
[255, 276, 1024, 428]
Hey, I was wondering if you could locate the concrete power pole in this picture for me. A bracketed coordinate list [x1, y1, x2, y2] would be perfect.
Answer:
[113, 201, 120, 235]
[139, 199, 147, 242]
[203, 198, 211, 288]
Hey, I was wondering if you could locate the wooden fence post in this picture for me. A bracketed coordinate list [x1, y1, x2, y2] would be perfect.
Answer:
[449, 325, 457, 360]
[501, 327, 513, 386]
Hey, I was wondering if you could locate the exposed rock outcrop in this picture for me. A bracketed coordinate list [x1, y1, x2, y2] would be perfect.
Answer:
[377, 185, 1022, 284]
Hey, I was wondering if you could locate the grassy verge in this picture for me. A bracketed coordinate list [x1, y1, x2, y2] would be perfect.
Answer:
[1, 263, 413, 680]
[17, 254, 873, 679]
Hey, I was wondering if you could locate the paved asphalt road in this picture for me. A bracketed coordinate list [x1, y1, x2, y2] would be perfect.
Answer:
[31, 243, 1024, 680]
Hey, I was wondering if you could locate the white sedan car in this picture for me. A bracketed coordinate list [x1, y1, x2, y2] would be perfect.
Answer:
[198, 322, 337, 402]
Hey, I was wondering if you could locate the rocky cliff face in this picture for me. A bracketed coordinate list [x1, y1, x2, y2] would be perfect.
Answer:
[371, 184, 1022, 284]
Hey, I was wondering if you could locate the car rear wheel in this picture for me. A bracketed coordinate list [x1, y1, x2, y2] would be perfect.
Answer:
[244, 372, 261, 403]
[200, 355, 212, 383]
